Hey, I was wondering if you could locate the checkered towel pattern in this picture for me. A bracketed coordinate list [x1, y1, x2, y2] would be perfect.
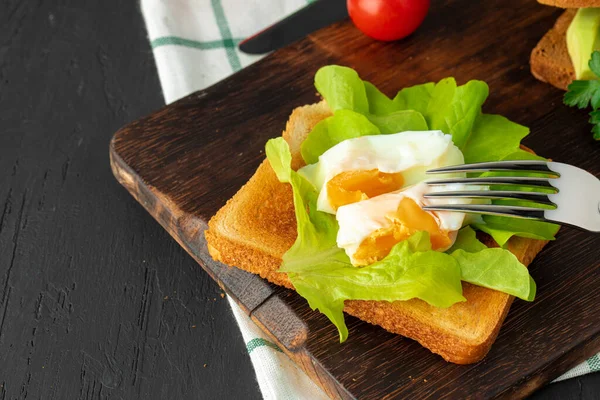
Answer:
[140, 0, 600, 397]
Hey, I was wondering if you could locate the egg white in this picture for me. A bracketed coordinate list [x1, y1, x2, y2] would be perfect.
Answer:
[298, 130, 465, 214]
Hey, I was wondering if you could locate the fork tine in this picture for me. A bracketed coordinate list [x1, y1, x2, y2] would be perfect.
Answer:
[426, 160, 559, 176]
[423, 190, 557, 207]
[425, 177, 559, 192]
[422, 204, 548, 221]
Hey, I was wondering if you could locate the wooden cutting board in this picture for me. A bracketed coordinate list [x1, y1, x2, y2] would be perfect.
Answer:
[109, 1, 600, 398]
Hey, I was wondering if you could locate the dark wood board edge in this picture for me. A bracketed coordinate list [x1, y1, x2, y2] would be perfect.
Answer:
[497, 332, 600, 399]
[109, 139, 270, 314]
[251, 296, 354, 400]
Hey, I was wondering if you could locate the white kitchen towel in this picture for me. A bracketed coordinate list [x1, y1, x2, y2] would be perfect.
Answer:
[140, 0, 599, 396]
[142, 0, 316, 104]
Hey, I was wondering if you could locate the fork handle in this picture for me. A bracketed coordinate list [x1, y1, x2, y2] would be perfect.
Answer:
[544, 162, 600, 233]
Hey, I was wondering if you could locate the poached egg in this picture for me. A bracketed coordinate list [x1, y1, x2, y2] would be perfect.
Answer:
[336, 182, 472, 266]
[299, 130, 465, 214]
[297, 130, 475, 266]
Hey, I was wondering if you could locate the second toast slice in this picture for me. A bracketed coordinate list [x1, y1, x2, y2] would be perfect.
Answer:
[530, 9, 576, 90]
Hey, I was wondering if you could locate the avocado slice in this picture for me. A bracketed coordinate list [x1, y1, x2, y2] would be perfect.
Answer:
[567, 8, 600, 80]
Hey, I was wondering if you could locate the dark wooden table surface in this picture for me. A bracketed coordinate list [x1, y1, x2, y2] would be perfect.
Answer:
[0, 0, 599, 398]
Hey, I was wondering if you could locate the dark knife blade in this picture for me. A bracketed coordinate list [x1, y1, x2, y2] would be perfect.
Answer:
[239, 0, 348, 55]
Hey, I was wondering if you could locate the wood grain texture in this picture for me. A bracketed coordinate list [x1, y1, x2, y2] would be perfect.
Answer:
[109, 0, 600, 399]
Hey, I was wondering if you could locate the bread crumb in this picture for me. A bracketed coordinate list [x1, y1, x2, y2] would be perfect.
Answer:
[352, 378, 356, 382]
[163, 296, 169, 300]
[424, 379, 428, 383]
[220, 293, 225, 298]
[192, 325, 196, 328]
[203, 364, 207, 368]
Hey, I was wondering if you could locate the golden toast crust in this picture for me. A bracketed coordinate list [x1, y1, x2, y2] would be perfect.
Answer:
[538, 0, 600, 7]
[206, 103, 550, 364]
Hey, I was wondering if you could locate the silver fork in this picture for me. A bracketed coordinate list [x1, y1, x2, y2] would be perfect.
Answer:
[422, 160, 600, 232]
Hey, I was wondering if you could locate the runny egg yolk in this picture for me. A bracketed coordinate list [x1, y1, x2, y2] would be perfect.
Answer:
[352, 197, 453, 266]
[326, 169, 404, 210]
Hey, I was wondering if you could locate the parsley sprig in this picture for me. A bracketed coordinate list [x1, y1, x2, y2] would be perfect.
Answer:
[564, 51, 600, 140]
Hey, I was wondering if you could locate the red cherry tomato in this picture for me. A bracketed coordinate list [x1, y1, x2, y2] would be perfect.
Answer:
[347, 0, 430, 42]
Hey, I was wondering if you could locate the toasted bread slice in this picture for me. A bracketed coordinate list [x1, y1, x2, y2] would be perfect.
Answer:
[531, 9, 576, 90]
[205, 102, 550, 364]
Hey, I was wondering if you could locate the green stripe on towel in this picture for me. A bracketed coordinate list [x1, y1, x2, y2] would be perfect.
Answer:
[151, 36, 243, 50]
[211, 0, 243, 72]
[587, 354, 600, 371]
[246, 338, 282, 354]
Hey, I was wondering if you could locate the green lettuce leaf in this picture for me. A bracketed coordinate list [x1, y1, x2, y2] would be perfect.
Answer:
[400, 77, 527, 165]
[300, 108, 428, 164]
[393, 82, 435, 115]
[266, 137, 339, 254]
[445, 80, 489, 149]
[364, 81, 397, 115]
[315, 65, 369, 114]
[462, 114, 530, 164]
[448, 227, 536, 301]
[287, 231, 466, 342]
[312, 66, 527, 163]
[423, 78, 458, 135]
[448, 226, 487, 253]
[474, 218, 558, 247]
[366, 110, 428, 134]
[300, 110, 380, 165]
[472, 150, 560, 246]
[267, 137, 466, 341]
[417, 78, 488, 150]
[499, 149, 547, 162]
